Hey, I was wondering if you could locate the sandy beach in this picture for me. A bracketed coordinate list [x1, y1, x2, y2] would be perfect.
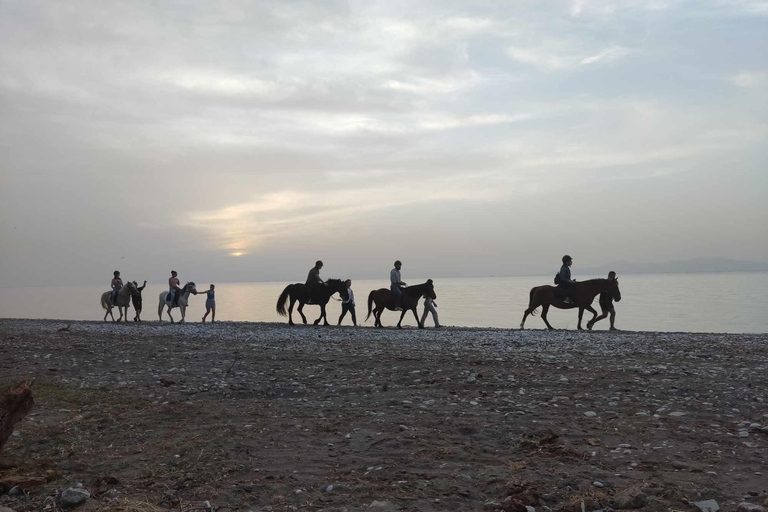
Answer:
[1, 319, 767, 512]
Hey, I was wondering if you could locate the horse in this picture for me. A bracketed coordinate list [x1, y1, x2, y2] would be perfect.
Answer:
[366, 280, 436, 329]
[157, 282, 198, 323]
[100, 281, 139, 323]
[520, 278, 621, 330]
[276, 279, 349, 326]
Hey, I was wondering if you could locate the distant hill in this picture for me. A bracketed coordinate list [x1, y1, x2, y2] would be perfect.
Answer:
[580, 258, 768, 275]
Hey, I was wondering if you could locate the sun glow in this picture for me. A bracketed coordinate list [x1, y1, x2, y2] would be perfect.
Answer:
[229, 252, 245, 257]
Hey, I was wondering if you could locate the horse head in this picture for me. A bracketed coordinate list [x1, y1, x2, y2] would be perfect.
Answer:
[608, 276, 621, 302]
[327, 279, 349, 301]
[185, 282, 198, 295]
[125, 280, 138, 292]
[425, 279, 437, 300]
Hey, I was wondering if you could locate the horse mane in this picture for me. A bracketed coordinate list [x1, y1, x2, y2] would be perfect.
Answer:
[404, 281, 432, 296]
[326, 278, 343, 285]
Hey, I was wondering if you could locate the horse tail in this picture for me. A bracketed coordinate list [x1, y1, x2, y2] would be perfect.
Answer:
[527, 287, 538, 316]
[101, 293, 110, 310]
[276, 285, 291, 316]
[365, 290, 375, 321]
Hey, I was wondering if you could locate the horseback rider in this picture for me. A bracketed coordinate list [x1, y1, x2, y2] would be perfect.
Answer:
[168, 270, 181, 307]
[306, 261, 325, 304]
[557, 255, 575, 304]
[110, 271, 123, 306]
[390, 260, 407, 311]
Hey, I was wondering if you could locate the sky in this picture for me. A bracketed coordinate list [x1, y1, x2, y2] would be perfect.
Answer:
[1, 0, 767, 287]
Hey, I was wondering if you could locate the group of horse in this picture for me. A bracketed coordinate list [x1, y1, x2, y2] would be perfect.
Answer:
[99, 275, 622, 330]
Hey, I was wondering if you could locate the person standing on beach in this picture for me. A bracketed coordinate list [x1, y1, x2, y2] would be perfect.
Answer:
[169, 270, 181, 307]
[557, 255, 575, 304]
[306, 261, 325, 304]
[202, 284, 216, 323]
[132, 280, 147, 321]
[590, 271, 619, 330]
[420, 292, 440, 328]
[337, 279, 356, 326]
[390, 260, 406, 311]
[110, 271, 123, 305]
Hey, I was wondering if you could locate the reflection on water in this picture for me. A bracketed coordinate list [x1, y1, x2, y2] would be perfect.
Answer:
[0, 273, 766, 333]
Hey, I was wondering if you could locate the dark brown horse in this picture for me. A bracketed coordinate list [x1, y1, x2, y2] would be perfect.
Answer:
[520, 278, 621, 330]
[276, 279, 349, 326]
[366, 280, 436, 329]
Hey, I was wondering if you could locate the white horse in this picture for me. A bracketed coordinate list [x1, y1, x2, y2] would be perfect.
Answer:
[100, 281, 139, 322]
[158, 282, 198, 323]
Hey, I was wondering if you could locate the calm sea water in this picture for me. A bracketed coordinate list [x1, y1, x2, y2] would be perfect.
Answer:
[0, 273, 765, 333]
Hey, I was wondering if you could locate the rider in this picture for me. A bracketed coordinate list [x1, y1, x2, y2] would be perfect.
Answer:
[169, 270, 181, 307]
[306, 261, 325, 304]
[390, 260, 407, 311]
[110, 271, 123, 305]
[557, 255, 575, 304]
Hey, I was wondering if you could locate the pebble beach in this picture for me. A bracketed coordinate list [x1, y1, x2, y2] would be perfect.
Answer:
[1, 318, 767, 511]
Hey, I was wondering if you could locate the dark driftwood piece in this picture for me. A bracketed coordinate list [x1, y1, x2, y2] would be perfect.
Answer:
[0, 381, 34, 453]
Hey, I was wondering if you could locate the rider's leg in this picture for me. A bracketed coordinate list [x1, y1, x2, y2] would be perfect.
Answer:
[392, 286, 403, 310]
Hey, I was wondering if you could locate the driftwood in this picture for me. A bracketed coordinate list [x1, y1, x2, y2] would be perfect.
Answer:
[0, 381, 34, 453]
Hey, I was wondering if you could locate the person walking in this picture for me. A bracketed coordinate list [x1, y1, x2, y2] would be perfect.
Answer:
[390, 260, 406, 311]
[590, 271, 619, 330]
[169, 270, 181, 307]
[557, 255, 575, 304]
[306, 261, 325, 304]
[337, 279, 356, 326]
[420, 293, 440, 328]
[132, 280, 147, 321]
[202, 284, 216, 323]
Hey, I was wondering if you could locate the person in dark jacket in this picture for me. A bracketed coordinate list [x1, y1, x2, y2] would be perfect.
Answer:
[590, 271, 618, 330]
[305, 261, 325, 304]
[132, 280, 147, 322]
[557, 255, 575, 304]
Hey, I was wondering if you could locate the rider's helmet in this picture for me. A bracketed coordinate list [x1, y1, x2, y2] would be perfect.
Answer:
[114, 270, 120, 276]
[562, 255, 572, 264]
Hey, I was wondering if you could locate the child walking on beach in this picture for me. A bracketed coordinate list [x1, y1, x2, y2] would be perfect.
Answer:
[337, 279, 356, 326]
[420, 293, 440, 328]
[202, 284, 216, 323]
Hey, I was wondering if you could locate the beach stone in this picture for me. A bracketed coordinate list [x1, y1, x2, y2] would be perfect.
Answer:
[737, 504, 766, 512]
[368, 501, 397, 511]
[0, 507, 18, 512]
[7, 486, 22, 496]
[399, 424, 407, 431]
[484, 501, 503, 510]
[669, 411, 686, 417]
[584, 411, 597, 418]
[612, 489, 647, 509]
[60, 487, 90, 507]
[694, 500, 720, 512]
[671, 460, 689, 470]
[593, 481, 604, 488]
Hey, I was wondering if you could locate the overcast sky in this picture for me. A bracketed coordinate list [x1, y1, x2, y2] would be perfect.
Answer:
[1, 0, 766, 287]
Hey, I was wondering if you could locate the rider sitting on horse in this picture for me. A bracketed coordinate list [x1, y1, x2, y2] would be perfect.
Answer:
[557, 255, 575, 304]
[111, 271, 123, 305]
[306, 261, 326, 304]
[169, 270, 181, 307]
[391, 260, 407, 311]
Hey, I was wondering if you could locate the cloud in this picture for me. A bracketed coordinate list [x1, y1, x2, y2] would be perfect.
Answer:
[580, 46, 632, 65]
[730, 71, 768, 88]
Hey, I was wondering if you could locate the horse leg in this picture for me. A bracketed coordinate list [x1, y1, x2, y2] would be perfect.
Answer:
[320, 304, 329, 326]
[104, 306, 110, 322]
[397, 309, 407, 329]
[588, 309, 607, 330]
[297, 303, 307, 324]
[412, 307, 423, 329]
[577, 307, 585, 330]
[375, 307, 383, 328]
[117, 306, 123, 323]
[585, 305, 599, 330]
[168, 306, 174, 323]
[180, 306, 186, 324]
[287, 298, 295, 326]
[313, 305, 323, 326]
[541, 305, 555, 330]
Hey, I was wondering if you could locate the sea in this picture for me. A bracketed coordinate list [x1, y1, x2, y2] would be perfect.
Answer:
[0, 272, 766, 333]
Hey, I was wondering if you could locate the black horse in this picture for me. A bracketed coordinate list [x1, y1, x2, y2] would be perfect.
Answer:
[276, 278, 349, 326]
[366, 280, 436, 328]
